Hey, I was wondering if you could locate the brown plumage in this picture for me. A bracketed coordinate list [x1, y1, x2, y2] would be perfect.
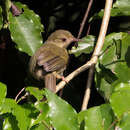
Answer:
[29, 30, 77, 92]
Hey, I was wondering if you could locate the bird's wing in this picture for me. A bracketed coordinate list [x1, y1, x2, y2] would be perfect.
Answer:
[36, 48, 66, 73]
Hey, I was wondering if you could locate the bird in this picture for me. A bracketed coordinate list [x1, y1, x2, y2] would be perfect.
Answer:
[29, 29, 78, 93]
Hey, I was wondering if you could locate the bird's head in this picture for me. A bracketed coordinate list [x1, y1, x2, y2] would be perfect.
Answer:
[46, 30, 78, 48]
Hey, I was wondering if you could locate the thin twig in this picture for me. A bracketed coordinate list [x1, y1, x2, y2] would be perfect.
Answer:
[15, 87, 25, 101]
[56, 0, 113, 93]
[81, 65, 95, 110]
[108, 119, 118, 130]
[86, 23, 91, 35]
[77, 0, 93, 38]
[16, 92, 28, 104]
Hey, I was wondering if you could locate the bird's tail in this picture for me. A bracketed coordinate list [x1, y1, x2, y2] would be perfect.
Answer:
[45, 74, 56, 93]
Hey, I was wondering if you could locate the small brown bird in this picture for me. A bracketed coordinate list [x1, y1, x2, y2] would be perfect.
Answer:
[29, 30, 78, 92]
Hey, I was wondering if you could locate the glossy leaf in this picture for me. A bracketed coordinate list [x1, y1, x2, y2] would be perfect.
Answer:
[26, 87, 51, 128]
[9, 2, 44, 56]
[3, 118, 13, 130]
[90, 0, 130, 22]
[95, 32, 130, 100]
[2, 113, 19, 130]
[31, 102, 50, 128]
[0, 82, 7, 101]
[110, 83, 130, 118]
[113, 82, 130, 92]
[117, 112, 130, 130]
[113, 0, 130, 16]
[44, 89, 79, 130]
[26, 87, 44, 100]
[78, 104, 114, 130]
[0, 99, 32, 130]
[0, 99, 17, 114]
[69, 35, 96, 57]
[30, 123, 48, 130]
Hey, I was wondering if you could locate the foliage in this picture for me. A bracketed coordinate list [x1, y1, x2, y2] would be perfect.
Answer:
[90, 0, 130, 21]
[8, 2, 43, 56]
[0, 0, 130, 129]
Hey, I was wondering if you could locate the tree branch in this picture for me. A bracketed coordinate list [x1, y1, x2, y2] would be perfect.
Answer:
[81, 0, 113, 110]
[81, 65, 95, 110]
[77, 0, 93, 38]
[56, 56, 97, 92]
[56, 0, 113, 93]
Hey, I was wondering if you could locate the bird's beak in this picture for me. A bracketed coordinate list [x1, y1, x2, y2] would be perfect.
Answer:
[72, 38, 81, 42]
[71, 38, 82, 48]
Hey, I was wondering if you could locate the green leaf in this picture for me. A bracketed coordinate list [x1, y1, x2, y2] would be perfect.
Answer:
[1, 0, 11, 28]
[95, 32, 130, 100]
[30, 123, 48, 130]
[69, 35, 96, 57]
[78, 104, 114, 130]
[3, 117, 13, 130]
[26, 87, 44, 100]
[117, 112, 130, 130]
[0, 7, 3, 30]
[90, 0, 130, 21]
[113, 82, 130, 92]
[113, 0, 130, 16]
[14, 105, 32, 130]
[8, 2, 44, 56]
[2, 113, 19, 130]
[0, 99, 32, 130]
[44, 89, 79, 130]
[110, 83, 130, 118]
[26, 87, 51, 128]
[21, 103, 38, 129]
[31, 102, 50, 127]
[0, 82, 7, 101]
[0, 99, 15, 114]
[31, 113, 48, 127]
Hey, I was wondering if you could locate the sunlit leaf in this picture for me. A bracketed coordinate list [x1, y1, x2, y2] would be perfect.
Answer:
[0, 99, 32, 130]
[0, 82, 7, 101]
[2, 113, 19, 130]
[90, 0, 130, 22]
[117, 112, 130, 129]
[110, 83, 130, 118]
[95, 32, 130, 100]
[69, 35, 96, 57]
[9, 2, 44, 56]
[31, 102, 50, 127]
[26, 87, 44, 100]
[44, 89, 79, 130]
[78, 104, 114, 130]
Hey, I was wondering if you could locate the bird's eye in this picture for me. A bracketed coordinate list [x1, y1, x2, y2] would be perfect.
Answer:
[61, 38, 67, 42]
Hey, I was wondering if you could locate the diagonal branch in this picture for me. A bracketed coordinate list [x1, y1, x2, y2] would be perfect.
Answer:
[56, 0, 113, 93]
